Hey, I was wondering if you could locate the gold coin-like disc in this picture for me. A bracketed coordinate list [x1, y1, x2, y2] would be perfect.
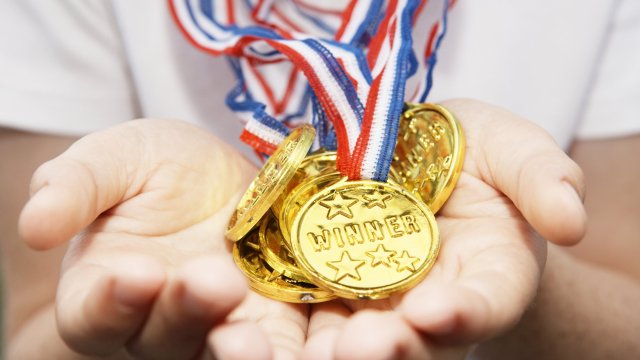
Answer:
[271, 151, 338, 218]
[278, 172, 345, 245]
[297, 150, 338, 178]
[290, 180, 439, 299]
[390, 103, 465, 213]
[258, 212, 309, 283]
[226, 125, 315, 241]
[233, 229, 336, 303]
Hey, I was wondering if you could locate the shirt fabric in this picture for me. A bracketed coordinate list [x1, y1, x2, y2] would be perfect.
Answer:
[0, 0, 638, 152]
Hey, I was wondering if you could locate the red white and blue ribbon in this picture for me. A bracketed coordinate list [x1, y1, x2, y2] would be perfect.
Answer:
[170, 0, 450, 181]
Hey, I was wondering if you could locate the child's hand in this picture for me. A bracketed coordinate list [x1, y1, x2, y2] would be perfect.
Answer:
[302, 99, 587, 359]
[19, 119, 307, 359]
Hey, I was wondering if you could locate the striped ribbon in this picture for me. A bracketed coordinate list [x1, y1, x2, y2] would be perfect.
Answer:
[170, 0, 450, 181]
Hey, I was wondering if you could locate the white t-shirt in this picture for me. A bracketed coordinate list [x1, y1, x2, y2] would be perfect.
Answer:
[1, 0, 639, 152]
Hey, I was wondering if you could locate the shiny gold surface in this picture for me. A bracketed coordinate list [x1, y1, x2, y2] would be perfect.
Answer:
[233, 229, 336, 303]
[258, 212, 309, 282]
[226, 125, 315, 241]
[278, 172, 345, 245]
[390, 103, 465, 213]
[228, 103, 464, 302]
[271, 151, 338, 217]
[289, 180, 439, 299]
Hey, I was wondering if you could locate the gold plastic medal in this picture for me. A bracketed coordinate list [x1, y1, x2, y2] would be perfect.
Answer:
[278, 172, 345, 245]
[390, 103, 465, 213]
[296, 150, 338, 178]
[226, 125, 315, 241]
[271, 151, 338, 218]
[289, 180, 439, 299]
[258, 212, 309, 283]
[233, 229, 336, 303]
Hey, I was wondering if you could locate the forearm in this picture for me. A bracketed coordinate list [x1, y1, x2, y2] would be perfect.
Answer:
[470, 244, 640, 359]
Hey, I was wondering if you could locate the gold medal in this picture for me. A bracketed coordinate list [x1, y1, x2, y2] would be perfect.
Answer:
[228, 103, 461, 302]
[258, 212, 309, 283]
[296, 150, 338, 178]
[390, 103, 465, 213]
[226, 125, 315, 241]
[289, 180, 439, 299]
[233, 229, 336, 303]
[271, 150, 338, 218]
[278, 172, 345, 245]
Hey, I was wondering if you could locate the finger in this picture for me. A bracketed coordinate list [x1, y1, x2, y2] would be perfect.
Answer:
[18, 119, 256, 251]
[228, 292, 308, 360]
[442, 99, 587, 245]
[335, 310, 426, 360]
[303, 301, 351, 360]
[10, 302, 136, 360]
[126, 255, 246, 360]
[400, 217, 544, 344]
[334, 310, 468, 360]
[18, 125, 144, 250]
[56, 253, 165, 356]
[207, 321, 272, 360]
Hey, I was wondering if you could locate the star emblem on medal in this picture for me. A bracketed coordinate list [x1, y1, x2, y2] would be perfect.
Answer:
[366, 244, 397, 267]
[327, 251, 366, 281]
[306, 161, 330, 177]
[319, 192, 358, 219]
[393, 251, 420, 272]
[362, 189, 392, 209]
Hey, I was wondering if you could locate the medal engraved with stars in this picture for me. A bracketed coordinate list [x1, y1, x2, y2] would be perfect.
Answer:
[289, 180, 439, 299]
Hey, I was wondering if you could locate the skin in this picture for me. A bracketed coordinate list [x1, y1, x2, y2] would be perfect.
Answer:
[1, 99, 635, 359]
[471, 134, 640, 360]
[567, 134, 640, 279]
[0, 128, 75, 356]
[302, 99, 587, 359]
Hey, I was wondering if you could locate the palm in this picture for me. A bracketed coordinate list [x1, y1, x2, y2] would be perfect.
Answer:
[23, 119, 308, 359]
[302, 163, 542, 360]
[69, 166, 310, 360]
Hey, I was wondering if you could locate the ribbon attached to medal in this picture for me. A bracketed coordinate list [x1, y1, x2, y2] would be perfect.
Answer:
[171, 0, 461, 301]
[170, 0, 449, 179]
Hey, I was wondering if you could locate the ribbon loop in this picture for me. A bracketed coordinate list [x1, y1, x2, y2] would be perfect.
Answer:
[171, 0, 451, 181]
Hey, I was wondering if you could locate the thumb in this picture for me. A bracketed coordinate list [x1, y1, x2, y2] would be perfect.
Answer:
[443, 99, 587, 246]
[18, 125, 144, 250]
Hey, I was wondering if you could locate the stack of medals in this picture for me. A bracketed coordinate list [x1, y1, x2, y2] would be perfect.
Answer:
[171, 0, 456, 301]
[226, 103, 465, 302]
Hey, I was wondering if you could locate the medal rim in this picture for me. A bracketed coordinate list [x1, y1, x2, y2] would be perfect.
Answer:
[271, 151, 339, 218]
[226, 125, 315, 241]
[258, 212, 309, 283]
[391, 103, 465, 214]
[232, 230, 337, 303]
[278, 172, 345, 245]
